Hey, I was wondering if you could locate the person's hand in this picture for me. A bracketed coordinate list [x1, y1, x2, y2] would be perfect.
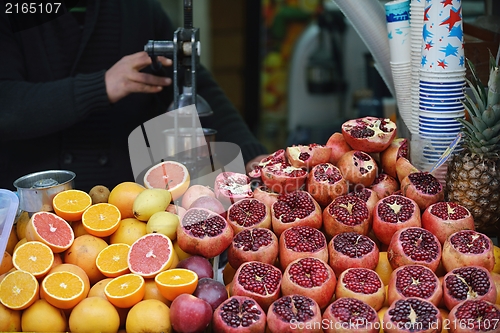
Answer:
[105, 51, 172, 104]
[245, 154, 269, 174]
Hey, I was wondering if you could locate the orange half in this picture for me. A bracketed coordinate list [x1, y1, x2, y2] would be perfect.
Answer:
[52, 190, 92, 222]
[12, 241, 54, 278]
[104, 273, 145, 308]
[96, 243, 131, 278]
[82, 203, 122, 237]
[154, 268, 198, 301]
[0, 270, 39, 310]
[41, 271, 86, 309]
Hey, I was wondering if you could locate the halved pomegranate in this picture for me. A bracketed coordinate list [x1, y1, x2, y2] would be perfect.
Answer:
[261, 161, 308, 195]
[230, 261, 282, 312]
[372, 194, 422, 246]
[227, 228, 279, 269]
[380, 137, 409, 178]
[400, 172, 445, 211]
[387, 227, 442, 272]
[335, 267, 386, 311]
[252, 186, 280, 210]
[306, 163, 349, 207]
[328, 232, 379, 277]
[323, 195, 372, 239]
[337, 150, 378, 188]
[285, 143, 331, 170]
[271, 190, 322, 237]
[280, 257, 336, 310]
[369, 173, 399, 199]
[248, 149, 286, 180]
[278, 226, 328, 271]
[448, 300, 500, 333]
[266, 295, 322, 333]
[341, 116, 397, 153]
[176, 207, 234, 258]
[442, 266, 497, 311]
[322, 297, 379, 333]
[383, 297, 442, 333]
[226, 198, 271, 234]
[212, 296, 267, 333]
[347, 187, 380, 220]
[387, 264, 443, 307]
[214, 172, 253, 208]
[441, 229, 495, 272]
[326, 132, 352, 165]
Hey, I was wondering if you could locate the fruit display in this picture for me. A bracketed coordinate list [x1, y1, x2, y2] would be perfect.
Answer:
[3, 108, 500, 333]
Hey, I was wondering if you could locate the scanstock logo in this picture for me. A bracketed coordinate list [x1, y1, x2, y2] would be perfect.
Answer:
[128, 105, 246, 204]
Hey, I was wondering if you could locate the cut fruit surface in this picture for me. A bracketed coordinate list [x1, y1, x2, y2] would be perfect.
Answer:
[12, 241, 54, 278]
[128, 233, 175, 278]
[104, 273, 145, 308]
[154, 268, 198, 301]
[82, 203, 122, 237]
[41, 271, 86, 309]
[143, 161, 190, 201]
[25, 211, 75, 253]
[96, 243, 131, 278]
[52, 190, 92, 222]
[0, 270, 39, 310]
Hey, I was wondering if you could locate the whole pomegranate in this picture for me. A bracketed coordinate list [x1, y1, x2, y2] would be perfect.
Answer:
[176, 207, 234, 258]
[212, 296, 267, 333]
[306, 163, 349, 207]
[278, 226, 328, 270]
[230, 261, 282, 312]
[226, 198, 271, 234]
[328, 232, 380, 277]
[369, 173, 399, 199]
[380, 137, 409, 178]
[372, 194, 422, 246]
[322, 297, 379, 333]
[441, 229, 495, 272]
[387, 264, 443, 307]
[266, 295, 322, 333]
[285, 143, 331, 170]
[169, 294, 213, 333]
[214, 172, 253, 208]
[442, 266, 497, 311]
[261, 161, 308, 195]
[337, 150, 378, 188]
[181, 185, 216, 210]
[387, 227, 442, 272]
[341, 116, 397, 153]
[280, 257, 336, 310]
[448, 300, 500, 333]
[193, 278, 228, 311]
[383, 297, 442, 333]
[176, 255, 214, 279]
[400, 172, 445, 211]
[323, 195, 372, 238]
[227, 228, 279, 269]
[325, 132, 352, 165]
[271, 190, 322, 237]
[335, 267, 386, 311]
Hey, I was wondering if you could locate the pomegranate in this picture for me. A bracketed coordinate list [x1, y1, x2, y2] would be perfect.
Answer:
[193, 278, 229, 311]
[400, 172, 445, 211]
[448, 300, 500, 333]
[328, 232, 380, 277]
[176, 255, 214, 279]
[280, 257, 336, 310]
[176, 207, 234, 258]
[227, 228, 279, 269]
[261, 161, 308, 195]
[324, 297, 379, 333]
[226, 198, 271, 234]
[248, 149, 286, 180]
[395, 157, 420, 183]
[347, 187, 380, 220]
[214, 172, 253, 208]
[266, 295, 322, 333]
[441, 230, 495, 273]
[169, 293, 213, 333]
[212, 296, 267, 333]
[383, 297, 442, 333]
[387, 227, 442, 272]
[252, 186, 280, 210]
[181, 185, 216, 210]
[341, 116, 397, 153]
[335, 267, 386, 311]
[442, 266, 497, 311]
[230, 261, 282, 312]
[372, 194, 422, 246]
[387, 265, 443, 307]
[189, 195, 226, 216]
[380, 137, 409, 178]
[421, 202, 475, 245]
[326, 132, 352, 165]
[369, 173, 399, 199]
[278, 226, 328, 270]
[271, 190, 322, 237]
[285, 143, 331, 170]
[337, 150, 379, 188]
[323, 195, 372, 238]
[306, 163, 349, 207]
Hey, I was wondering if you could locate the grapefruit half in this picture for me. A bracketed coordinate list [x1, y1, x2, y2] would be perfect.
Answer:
[143, 161, 190, 201]
[128, 233, 175, 278]
[25, 212, 75, 253]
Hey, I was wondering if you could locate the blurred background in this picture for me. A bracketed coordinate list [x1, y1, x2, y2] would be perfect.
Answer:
[159, 0, 499, 153]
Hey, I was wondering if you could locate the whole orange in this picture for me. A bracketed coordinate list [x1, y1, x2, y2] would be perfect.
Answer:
[64, 235, 108, 284]
[21, 299, 67, 332]
[108, 182, 145, 219]
[68, 297, 120, 333]
[109, 218, 147, 246]
[126, 299, 171, 333]
[0, 302, 21, 332]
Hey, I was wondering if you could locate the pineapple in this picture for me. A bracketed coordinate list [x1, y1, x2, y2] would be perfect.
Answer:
[445, 51, 500, 235]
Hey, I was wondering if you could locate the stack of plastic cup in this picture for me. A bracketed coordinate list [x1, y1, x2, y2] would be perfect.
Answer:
[385, 0, 412, 129]
[409, 0, 425, 135]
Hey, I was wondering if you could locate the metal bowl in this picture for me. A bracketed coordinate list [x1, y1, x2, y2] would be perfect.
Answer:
[13, 170, 76, 213]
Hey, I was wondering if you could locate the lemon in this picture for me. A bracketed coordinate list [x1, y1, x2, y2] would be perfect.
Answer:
[146, 211, 179, 240]
[493, 245, 500, 274]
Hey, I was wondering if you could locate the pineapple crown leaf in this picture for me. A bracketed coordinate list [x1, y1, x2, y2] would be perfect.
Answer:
[462, 93, 481, 118]
[487, 49, 500, 106]
[465, 76, 487, 112]
[470, 115, 489, 132]
[482, 106, 497, 124]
